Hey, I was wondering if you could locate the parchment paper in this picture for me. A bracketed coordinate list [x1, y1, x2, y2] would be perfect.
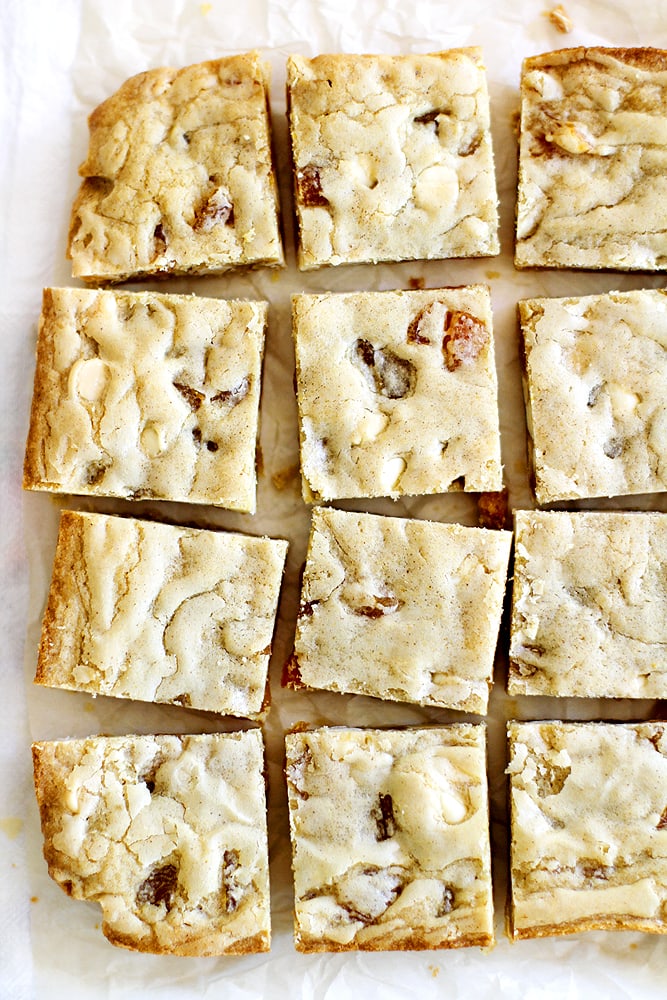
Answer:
[2, 1, 667, 997]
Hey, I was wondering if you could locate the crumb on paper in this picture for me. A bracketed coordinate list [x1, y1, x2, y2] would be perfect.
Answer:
[477, 487, 510, 530]
[485, 270, 501, 280]
[272, 463, 300, 491]
[0, 817, 24, 840]
[200, 3, 212, 14]
[428, 964, 440, 978]
[31, 896, 38, 903]
[545, 4, 573, 32]
[408, 276, 426, 289]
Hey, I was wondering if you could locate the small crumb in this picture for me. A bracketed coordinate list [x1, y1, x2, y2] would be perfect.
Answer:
[0, 817, 24, 840]
[545, 4, 573, 32]
[200, 3, 212, 14]
[428, 964, 440, 978]
[272, 463, 300, 491]
[408, 276, 426, 289]
[477, 487, 510, 530]
[485, 270, 501, 280]
[30, 896, 38, 904]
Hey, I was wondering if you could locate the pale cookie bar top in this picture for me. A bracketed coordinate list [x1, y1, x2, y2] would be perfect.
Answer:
[32, 731, 271, 955]
[23, 288, 266, 512]
[507, 721, 667, 940]
[68, 52, 284, 282]
[286, 507, 512, 714]
[287, 49, 499, 270]
[509, 510, 667, 699]
[285, 725, 494, 952]
[519, 288, 667, 504]
[36, 511, 288, 718]
[515, 47, 667, 271]
[293, 286, 503, 502]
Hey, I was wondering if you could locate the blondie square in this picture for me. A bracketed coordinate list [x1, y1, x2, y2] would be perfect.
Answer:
[68, 52, 284, 282]
[515, 47, 667, 270]
[509, 510, 667, 698]
[32, 730, 271, 955]
[519, 289, 667, 503]
[287, 49, 499, 270]
[285, 725, 494, 951]
[23, 287, 266, 512]
[286, 507, 512, 714]
[35, 510, 288, 718]
[507, 721, 667, 939]
[292, 286, 503, 502]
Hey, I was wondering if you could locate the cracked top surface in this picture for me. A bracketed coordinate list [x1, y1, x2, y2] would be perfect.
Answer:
[509, 510, 667, 698]
[287, 49, 499, 270]
[23, 287, 266, 511]
[515, 46, 667, 270]
[507, 721, 667, 939]
[68, 52, 284, 282]
[32, 731, 270, 955]
[36, 511, 288, 718]
[519, 288, 667, 503]
[292, 286, 503, 502]
[289, 507, 512, 714]
[285, 725, 493, 952]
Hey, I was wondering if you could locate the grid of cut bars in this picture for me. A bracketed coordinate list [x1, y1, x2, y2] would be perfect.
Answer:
[25, 46, 667, 958]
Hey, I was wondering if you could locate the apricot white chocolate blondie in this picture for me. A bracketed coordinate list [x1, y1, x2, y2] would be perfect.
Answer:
[23, 288, 266, 512]
[287, 49, 499, 270]
[285, 725, 494, 951]
[519, 288, 667, 503]
[287, 507, 512, 714]
[36, 510, 288, 718]
[507, 721, 667, 939]
[509, 510, 667, 698]
[68, 52, 284, 282]
[292, 285, 503, 502]
[32, 731, 271, 955]
[516, 47, 667, 270]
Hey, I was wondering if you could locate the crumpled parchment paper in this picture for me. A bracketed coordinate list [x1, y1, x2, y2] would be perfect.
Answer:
[3, 0, 667, 997]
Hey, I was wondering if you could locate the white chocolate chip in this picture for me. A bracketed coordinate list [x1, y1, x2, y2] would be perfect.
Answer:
[70, 358, 108, 402]
[381, 455, 407, 493]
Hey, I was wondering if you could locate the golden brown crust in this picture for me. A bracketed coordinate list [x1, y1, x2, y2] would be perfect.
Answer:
[510, 914, 667, 941]
[23, 289, 56, 491]
[525, 45, 667, 74]
[295, 930, 493, 953]
[34, 510, 85, 687]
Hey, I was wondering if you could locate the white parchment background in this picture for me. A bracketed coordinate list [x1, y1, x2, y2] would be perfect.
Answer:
[2, 1, 667, 997]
